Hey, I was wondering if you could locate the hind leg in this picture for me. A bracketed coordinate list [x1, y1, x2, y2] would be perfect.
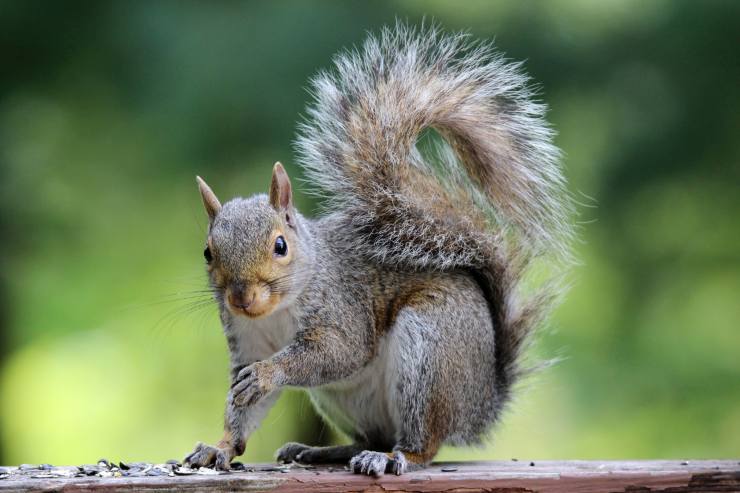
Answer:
[350, 279, 494, 477]
[348, 306, 448, 477]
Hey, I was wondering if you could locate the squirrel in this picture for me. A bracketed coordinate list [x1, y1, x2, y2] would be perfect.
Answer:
[183, 25, 573, 477]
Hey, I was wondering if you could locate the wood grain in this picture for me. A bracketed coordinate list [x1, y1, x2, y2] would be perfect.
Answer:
[1, 460, 738, 492]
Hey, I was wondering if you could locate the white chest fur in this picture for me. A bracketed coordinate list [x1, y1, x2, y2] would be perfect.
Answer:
[227, 308, 298, 363]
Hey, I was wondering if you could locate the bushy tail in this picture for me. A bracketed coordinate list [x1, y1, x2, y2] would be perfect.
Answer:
[296, 25, 573, 395]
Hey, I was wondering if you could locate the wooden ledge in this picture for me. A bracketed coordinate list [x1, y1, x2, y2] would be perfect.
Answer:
[1, 460, 738, 492]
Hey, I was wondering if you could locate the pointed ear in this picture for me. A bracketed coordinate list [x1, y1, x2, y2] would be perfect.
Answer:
[269, 162, 293, 210]
[196, 176, 222, 222]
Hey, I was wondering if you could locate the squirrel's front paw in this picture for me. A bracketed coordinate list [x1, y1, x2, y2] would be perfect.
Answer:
[183, 441, 235, 471]
[232, 362, 276, 407]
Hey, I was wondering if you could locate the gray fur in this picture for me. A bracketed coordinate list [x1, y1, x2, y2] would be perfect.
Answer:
[184, 24, 573, 475]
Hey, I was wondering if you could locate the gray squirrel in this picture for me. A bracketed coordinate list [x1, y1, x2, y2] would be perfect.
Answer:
[183, 25, 573, 476]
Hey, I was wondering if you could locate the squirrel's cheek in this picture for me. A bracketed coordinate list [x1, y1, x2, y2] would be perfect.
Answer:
[255, 287, 272, 307]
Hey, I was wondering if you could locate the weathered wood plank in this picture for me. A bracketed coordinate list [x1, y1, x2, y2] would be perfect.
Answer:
[1, 460, 738, 492]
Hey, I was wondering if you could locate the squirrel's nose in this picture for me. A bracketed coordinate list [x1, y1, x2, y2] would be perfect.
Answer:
[228, 290, 256, 310]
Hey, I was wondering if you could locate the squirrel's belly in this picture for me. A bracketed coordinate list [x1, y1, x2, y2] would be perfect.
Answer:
[307, 335, 398, 444]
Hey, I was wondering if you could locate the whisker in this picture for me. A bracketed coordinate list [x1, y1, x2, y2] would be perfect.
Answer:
[121, 292, 214, 310]
[149, 298, 218, 337]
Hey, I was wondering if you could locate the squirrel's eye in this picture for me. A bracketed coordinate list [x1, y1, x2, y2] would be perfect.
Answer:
[204, 247, 213, 263]
[274, 236, 287, 256]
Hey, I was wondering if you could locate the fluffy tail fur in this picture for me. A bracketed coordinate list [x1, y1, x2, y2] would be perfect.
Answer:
[296, 25, 573, 396]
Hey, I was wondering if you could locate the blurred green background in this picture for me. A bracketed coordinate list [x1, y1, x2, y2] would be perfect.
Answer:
[1, 0, 738, 465]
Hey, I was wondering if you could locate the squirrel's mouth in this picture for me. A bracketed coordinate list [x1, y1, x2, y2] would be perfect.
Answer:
[233, 304, 274, 319]
[227, 287, 280, 319]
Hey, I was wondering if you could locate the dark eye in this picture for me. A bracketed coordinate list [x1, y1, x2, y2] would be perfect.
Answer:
[274, 235, 287, 256]
[204, 247, 213, 263]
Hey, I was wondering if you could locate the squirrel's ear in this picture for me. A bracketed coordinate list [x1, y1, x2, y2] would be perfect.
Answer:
[196, 176, 222, 222]
[269, 162, 293, 210]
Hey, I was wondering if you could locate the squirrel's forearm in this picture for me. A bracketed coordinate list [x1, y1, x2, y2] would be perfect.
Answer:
[230, 326, 372, 407]
[269, 330, 373, 388]
[223, 389, 281, 455]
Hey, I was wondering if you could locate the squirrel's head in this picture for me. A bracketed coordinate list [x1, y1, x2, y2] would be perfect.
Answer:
[196, 163, 309, 319]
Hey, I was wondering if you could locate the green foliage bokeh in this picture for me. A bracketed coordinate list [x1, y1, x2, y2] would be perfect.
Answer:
[0, 0, 738, 464]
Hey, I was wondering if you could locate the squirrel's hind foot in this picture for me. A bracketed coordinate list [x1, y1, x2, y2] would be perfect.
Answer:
[275, 442, 311, 463]
[276, 442, 366, 465]
[349, 450, 408, 477]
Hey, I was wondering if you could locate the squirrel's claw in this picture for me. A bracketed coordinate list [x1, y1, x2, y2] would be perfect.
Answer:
[348, 450, 408, 476]
[231, 363, 270, 407]
[389, 451, 408, 475]
[183, 442, 234, 471]
[350, 450, 390, 477]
